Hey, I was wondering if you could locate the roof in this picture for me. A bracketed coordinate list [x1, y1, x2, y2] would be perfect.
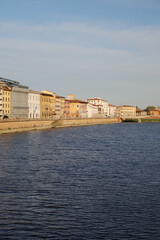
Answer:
[87, 98, 101, 100]
[2, 86, 12, 91]
[69, 99, 87, 104]
[0, 77, 28, 89]
[29, 89, 40, 94]
[109, 104, 116, 107]
[40, 90, 55, 96]
[118, 105, 136, 108]
[149, 109, 160, 112]
[136, 109, 146, 112]
[87, 97, 108, 102]
[0, 77, 19, 85]
[56, 95, 65, 99]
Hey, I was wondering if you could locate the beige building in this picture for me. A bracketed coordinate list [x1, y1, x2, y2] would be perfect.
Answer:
[55, 95, 65, 118]
[40, 90, 56, 118]
[117, 105, 136, 117]
[0, 86, 12, 119]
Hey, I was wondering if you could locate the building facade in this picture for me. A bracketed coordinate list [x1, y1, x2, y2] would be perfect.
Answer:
[0, 88, 2, 118]
[28, 90, 40, 119]
[87, 97, 109, 117]
[108, 104, 117, 118]
[86, 103, 99, 118]
[136, 109, 147, 116]
[0, 86, 12, 119]
[117, 105, 136, 117]
[40, 90, 55, 118]
[70, 99, 87, 118]
[64, 99, 70, 118]
[11, 86, 29, 118]
[55, 95, 65, 118]
[149, 109, 160, 116]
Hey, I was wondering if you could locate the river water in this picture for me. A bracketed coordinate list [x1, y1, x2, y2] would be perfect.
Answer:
[0, 123, 160, 240]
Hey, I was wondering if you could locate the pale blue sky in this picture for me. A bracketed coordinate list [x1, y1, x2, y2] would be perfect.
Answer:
[0, 0, 160, 108]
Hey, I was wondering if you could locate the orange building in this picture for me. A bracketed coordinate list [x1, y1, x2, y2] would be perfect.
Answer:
[69, 99, 87, 118]
[149, 109, 160, 116]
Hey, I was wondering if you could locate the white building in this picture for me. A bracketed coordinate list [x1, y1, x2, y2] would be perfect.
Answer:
[87, 103, 99, 118]
[28, 90, 40, 119]
[108, 104, 117, 118]
[87, 97, 109, 117]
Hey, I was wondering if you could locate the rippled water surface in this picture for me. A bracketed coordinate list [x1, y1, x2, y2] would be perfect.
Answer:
[0, 123, 160, 239]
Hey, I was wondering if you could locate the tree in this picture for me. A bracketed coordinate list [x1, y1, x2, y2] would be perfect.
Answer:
[145, 106, 156, 112]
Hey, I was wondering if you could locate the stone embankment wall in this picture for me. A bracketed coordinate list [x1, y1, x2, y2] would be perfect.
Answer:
[0, 119, 53, 134]
[0, 118, 119, 134]
[57, 118, 119, 127]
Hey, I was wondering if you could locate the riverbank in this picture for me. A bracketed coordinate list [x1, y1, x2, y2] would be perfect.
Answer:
[0, 118, 119, 134]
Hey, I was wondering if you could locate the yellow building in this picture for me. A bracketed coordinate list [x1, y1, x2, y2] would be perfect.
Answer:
[149, 109, 160, 116]
[0, 86, 12, 119]
[69, 99, 87, 118]
[40, 90, 55, 118]
[117, 105, 136, 117]
[55, 95, 65, 118]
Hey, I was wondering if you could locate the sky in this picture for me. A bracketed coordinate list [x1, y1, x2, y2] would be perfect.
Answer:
[0, 0, 160, 108]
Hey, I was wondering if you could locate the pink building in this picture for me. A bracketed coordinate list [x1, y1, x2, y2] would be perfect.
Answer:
[64, 99, 70, 118]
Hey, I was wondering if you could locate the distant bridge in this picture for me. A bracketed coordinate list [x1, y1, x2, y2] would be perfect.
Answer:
[120, 115, 160, 123]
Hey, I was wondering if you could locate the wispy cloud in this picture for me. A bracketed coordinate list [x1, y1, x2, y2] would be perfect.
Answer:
[0, 21, 160, 107]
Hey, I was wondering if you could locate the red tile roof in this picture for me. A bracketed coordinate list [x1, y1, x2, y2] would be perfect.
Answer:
[56, 95, 65, 98]
[29, 89, 40, 94]
[69, 99, 87, 104]
[118, 105, 135, 108]
[87, 98, 101, 100]
[109, 104, 116, 107]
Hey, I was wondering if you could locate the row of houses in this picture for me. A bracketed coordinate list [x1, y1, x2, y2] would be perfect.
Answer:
[1, 77, 159, 120]
[0, 77, 116, 119]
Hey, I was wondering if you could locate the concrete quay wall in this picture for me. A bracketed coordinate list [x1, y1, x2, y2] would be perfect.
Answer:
[0, 119, 53, 134]
[0, 118, 119, 134]
[57, 118, 119, 127]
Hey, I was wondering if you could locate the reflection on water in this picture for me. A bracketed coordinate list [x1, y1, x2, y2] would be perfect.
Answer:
[0, 123, 160, 239]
